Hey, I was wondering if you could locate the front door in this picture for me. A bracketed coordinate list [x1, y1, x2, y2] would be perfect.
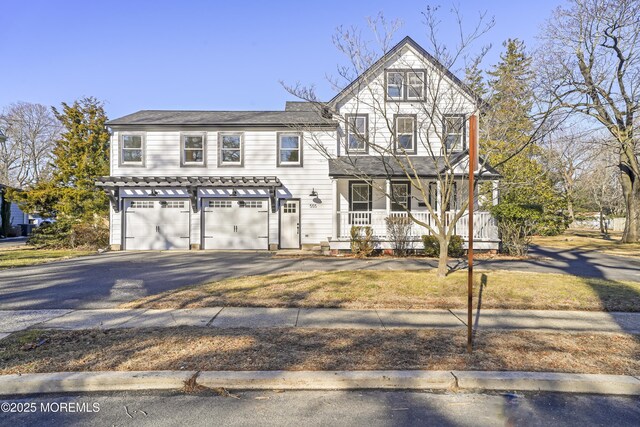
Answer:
[280, 200, 300, 249]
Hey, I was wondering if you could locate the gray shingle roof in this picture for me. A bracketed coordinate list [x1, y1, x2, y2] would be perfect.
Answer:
[328, 155, 500, 178]
[107, 110, 335, 127]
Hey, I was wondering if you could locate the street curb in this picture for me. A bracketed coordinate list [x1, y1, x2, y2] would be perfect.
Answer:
[1, 370, 639, 396]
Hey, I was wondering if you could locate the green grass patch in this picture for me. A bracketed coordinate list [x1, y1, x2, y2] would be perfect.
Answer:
[122, 269, 640, 312]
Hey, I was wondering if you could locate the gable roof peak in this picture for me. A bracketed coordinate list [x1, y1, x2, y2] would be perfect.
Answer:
[329, 35, 486, 108]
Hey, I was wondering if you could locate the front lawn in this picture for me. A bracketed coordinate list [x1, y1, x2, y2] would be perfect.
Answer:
[122, 270, 640, 312]
[532, 229, 640, 258]
[1, 328, 637, 376]
[0, 248, 94, 269]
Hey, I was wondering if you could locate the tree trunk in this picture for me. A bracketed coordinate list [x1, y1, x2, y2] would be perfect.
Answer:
[621, 174, 640, 243]
[566, 198, 575, 223]
[599, 209, 605, 234]
[436, 237, 449, 278]
[620, 149, 640, 243]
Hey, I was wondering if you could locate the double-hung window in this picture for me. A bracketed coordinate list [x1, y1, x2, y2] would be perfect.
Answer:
[391, 183, 410, 211]
[121, 133, 144, 165]
[277, 133, 302, 166]
[444, 115, 465, 151]
[407, 71, 425, 100]
[219, 133, 243, 166]
[182, 133, 205, 166]
[346, 114, 368, 153]
[386, 70, 425, 101]
[386, 72, 404, 100]
[395, 116, 416, 153]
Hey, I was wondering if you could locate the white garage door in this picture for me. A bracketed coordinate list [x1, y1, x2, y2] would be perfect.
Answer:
[124, 199, 190, 250]
[203, 199, 268, 250]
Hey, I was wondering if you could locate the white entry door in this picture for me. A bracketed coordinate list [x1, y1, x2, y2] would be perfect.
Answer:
[280, 200, 300, 249]
[203, 199, 269, 250]
[124, 199, 190, 250]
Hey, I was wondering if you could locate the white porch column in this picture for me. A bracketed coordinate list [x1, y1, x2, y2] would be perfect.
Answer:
[385, 179, 391, 216]
[332, 179, 338, 240]
[492, 180, 499, 206]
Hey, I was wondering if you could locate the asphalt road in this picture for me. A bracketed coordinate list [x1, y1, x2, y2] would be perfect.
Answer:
[0, 245, 637, 310]
[1, 390, 639, 426]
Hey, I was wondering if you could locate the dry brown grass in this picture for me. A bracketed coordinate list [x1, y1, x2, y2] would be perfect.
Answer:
[121, 270, 640, 312]
[1, 327, 638, 376]
[532, 229, 640, 258]
[0, 248, 94, 269]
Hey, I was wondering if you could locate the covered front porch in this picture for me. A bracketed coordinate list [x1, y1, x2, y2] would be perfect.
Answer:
[328, 177, 500, 251]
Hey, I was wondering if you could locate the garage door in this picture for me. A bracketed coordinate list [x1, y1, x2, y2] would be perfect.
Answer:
[124, 199, 190, 250]
[203, 199, 268, 250]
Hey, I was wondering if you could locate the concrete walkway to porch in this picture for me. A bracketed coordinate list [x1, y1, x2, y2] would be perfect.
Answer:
[1, 307, 639, 339]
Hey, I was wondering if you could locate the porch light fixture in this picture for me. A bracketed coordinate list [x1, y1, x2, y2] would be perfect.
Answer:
[150, 189, 158, 196]
[231, 189, 238, 196]
[309, 188, 318, 197]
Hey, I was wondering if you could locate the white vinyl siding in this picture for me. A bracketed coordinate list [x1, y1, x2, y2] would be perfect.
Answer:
[110, 129, 335, 247]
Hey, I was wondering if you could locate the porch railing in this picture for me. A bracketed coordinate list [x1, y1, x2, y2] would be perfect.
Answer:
[336, 210, 498, 241]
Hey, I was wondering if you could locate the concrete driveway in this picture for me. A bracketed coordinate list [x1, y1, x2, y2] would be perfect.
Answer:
[0, 246, 637, 310]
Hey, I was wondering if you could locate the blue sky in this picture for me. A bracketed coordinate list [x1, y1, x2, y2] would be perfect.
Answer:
[1, 0, 564, 119]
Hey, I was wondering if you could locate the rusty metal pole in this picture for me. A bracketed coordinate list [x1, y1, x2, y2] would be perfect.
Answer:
[467, 114, 477, 354]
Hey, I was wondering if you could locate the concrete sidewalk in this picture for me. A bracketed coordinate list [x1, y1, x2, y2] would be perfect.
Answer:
[1, 307, 639, 336]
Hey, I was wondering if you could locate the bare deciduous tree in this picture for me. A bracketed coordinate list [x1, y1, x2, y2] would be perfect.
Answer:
[0, 102, 61, 188]
[538, 0, 640, 242]
[539, 129, 594, 222]
[283, 8, 502, 277]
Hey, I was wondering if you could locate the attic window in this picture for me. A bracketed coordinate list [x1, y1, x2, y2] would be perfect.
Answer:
[386, 72, 404, 99]
[386, 70, 426, 101]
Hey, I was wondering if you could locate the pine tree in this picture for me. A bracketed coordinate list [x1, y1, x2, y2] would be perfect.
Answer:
[483, 40, 567, 247]
[15, 97, 110, 247]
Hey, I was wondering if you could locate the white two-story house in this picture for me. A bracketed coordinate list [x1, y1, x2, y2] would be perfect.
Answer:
[98, 36, 500, 251]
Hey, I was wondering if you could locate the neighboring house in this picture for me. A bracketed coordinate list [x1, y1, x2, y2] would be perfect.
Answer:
[0, 184, 29, 235]
[98, 36, 500, 251]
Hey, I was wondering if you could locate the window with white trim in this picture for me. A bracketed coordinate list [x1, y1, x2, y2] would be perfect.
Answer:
[346, 115, 368, 153]
[278, 133, 301, 165]
[391, 183, 409, 211]
[182, 134, 205, 165]
[386, 71, 404, 99]
[395, 116, 415, 152]
[219, 133, 243, 165]
[121, 134, 144, 165]
[444, 116, 465, 151]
